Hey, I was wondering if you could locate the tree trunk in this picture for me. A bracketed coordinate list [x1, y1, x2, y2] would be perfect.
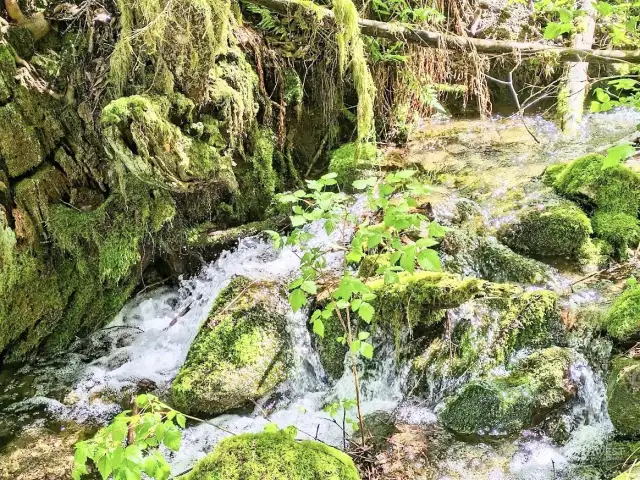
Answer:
[560, 0, 597, 136]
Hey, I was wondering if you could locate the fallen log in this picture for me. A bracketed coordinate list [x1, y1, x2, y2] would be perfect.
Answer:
[245, 0, 640, 65]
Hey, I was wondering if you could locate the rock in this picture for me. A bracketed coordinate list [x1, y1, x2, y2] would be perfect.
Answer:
[171, 277, 292, 415]
[441, 228, 550, 284]
[497, 202, 593, 260]
[411, 290, 565, 400]
[607, 356, 640, 437]
[606, 285, 640, 344]
[183, 430, 360, 480]
[440, 347, 576, 436]
[0, 425, 87, 480]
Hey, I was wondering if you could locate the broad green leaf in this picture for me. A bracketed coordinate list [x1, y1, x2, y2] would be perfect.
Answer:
[384, 269, 399, 285]
[290, 215, 307, 227]
[417, 249, 442, 271]
[358, 331, 370, 340]
[313, 319, 325, 338]
[400, 244, 416, 272]
[603, 143, 636, 169]
[163, 428, 181, 451]
[176, 413, 186, 429]
[359, 302, 375, 323]
[301, 280, 318, 295]
[289, 288, 307, 312]
[351, 339, 361, 353]
[351, 298, 362, 312]
[360, 342, 374, 359]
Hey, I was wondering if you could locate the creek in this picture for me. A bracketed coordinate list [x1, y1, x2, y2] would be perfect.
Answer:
[2, 109, 640, 479]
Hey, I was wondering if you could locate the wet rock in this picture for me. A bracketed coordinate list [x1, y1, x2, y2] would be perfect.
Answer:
[184, 430, 360, 480]
[171, 276, 292, 415]
[0, 425, 89, 480]
[497, 202, 594, 261]
[439, 347, 577, 437]
[607, 356, 640, 437]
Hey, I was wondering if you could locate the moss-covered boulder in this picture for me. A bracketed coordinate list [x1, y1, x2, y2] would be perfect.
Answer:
[440, 347, 576, 436]
[497, 203, 593, 260]
[607, 356, 640, 437]
[328, 142, 379, 191]
[412, 290, 564, 394]
[441, 228, 549, 284]
[185, 430, 360, 480]
[171, 277, 292, 415]
[606, 286, 640, 344]
[548, 154, 640, 258]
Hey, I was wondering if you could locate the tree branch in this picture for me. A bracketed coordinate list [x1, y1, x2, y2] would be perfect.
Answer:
[244, 0, 640, 64]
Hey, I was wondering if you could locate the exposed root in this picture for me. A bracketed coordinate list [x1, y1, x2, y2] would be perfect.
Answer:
[3, 0, 51, 40]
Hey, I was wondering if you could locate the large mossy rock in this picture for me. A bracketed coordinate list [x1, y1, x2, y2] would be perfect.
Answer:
[412, 290, 565, 396]
[440, 347, 576, 436]
[547, 154, 640, 257]
[171, 277, 292, 415]
[316, 271, 520, 379]
[606, 286, 640, 344]
[607, 356, 640, 437]
[497, 202, 593, 260]
[184, 430, 360, 480]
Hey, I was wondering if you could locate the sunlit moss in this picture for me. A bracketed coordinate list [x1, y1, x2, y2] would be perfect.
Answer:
[185, 430, 360, 480]
[606, 285, 640, 344]
[607, 356, 640, 437]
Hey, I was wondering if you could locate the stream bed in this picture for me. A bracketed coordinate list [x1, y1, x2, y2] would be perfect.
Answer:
[2, 109, 640, 479]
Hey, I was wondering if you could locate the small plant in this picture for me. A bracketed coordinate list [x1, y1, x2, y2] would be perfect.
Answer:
[267, 168, 445, 444]
[72, 394, 186, 480]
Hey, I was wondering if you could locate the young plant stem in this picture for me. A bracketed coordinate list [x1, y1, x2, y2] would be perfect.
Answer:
[340, 306, 366, 446]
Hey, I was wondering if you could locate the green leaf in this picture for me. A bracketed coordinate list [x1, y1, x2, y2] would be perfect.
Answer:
[358, 331, 370, 340]
[313, 319, 325, 338]
[428, 221, 447, 238]
[144, 455, 159, 477]
[352, 177, 377, 190]
[176, 413, 186, 429]
[301, 280, 318, 295]
[163, 428, 181, 451]
[289, 288, 307, 312]
[417, 249, 442, 271]
[603, 143, 636, 169]
[351, 339, 361, 353]
[360, 342, 374, 359]
[358, 302, 375, 323]
[351, 298, 362, 312]
[416, 237, 438, 248]
[400, 244, 416, 272]
[97, 455, 112, 480]
[136, 394, 149, 407]
[290, 215, 307, 227]
[595, 88, 610, 103]
[154, 423, 166, 443]
[384, 269, 399, 285]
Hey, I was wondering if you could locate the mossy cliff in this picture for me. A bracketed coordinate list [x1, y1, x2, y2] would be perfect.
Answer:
[0, 0, 296, 361]
[184, 430, 360, 480]
[171, 277, 292, 415]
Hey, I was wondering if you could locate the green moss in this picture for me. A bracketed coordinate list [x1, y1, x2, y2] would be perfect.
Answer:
[0, 43, 16, 104]
[606, 286, 640, 344]
[316, 313, 348, 380]
[493, 290, 564, 363]
[283, 69, 303, 105]
[441, 229, 548, 284]
[440, 347, 575, 436]
[607, 356, 640, 437]
[366, 271, 518, 357]
[185, 430, 360, 480]
[171, 277, 292, 414]
[542, 163, 566, 186]
[497, 203, 593, 260]
[553, 154, 640, 216]
[592, 211, 640, 258]
[328, 142, 379, 191]
[0, 102, 46, 177]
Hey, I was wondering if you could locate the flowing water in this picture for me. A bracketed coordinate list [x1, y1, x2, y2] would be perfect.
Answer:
[2, 108, 640, 478]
